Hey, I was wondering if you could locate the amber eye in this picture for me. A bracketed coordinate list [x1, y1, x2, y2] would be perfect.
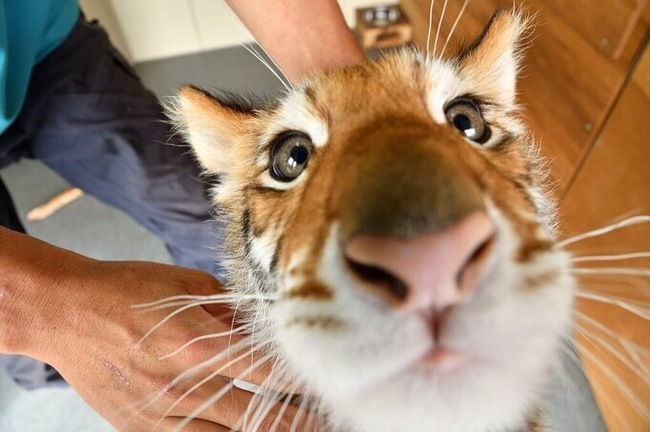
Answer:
[270, 132, 314, 182]
[444, 98, 490, 144]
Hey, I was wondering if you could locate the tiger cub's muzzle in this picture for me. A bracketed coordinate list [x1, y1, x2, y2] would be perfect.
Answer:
[334, 125, 495, 317]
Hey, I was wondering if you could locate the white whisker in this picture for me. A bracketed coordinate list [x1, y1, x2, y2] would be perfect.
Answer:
[159, 325, 253, 360]
[576, 339, 650, 420]
[243, 356, 283, 431]
[136, 337, 252, 421]
[439, 0, 470, 58]
[573, 252, 650, 263]
[167, 337, 252, 392]
[133, 294, 213, 309]
[568, 342, 633, 432]
[227, 296, 246, 398]
[573, 267, 650, 277]
[432, 0, 449, 56]
[249, 362, 297, 432]
[133, 292, 273, 312]
[426, 0, 436, 54]
[137, 299, 222, 343]
[247, 40, 295, 91]
[575, 291, 649, 320]
[250, 305, 261, 374]
[290, 392, 310, 432]
[221, 8, 293, 91]
[250, 386, 284, 432]
[574, 323, 649, 382]
[574, 311, 650, 358]
[560, 215, 650, 247]
[623, 338, 649, 378]
[137, 301, 207, 344]
[133, 297, 247, 312]
[270, 391, 296, 432]
[161, 346, 262, 427]
[174, 352, 275, 431]
[137, 295, 273, 343]
[241, 43, 292, 92]
[304, 408, 318, 432]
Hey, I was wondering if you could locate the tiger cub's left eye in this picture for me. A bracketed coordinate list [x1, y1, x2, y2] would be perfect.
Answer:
[444, 98, 490, 144]
[270, 132, 314, 182]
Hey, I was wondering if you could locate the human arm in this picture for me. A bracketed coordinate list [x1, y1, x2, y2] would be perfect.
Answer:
[0, 226, 300, 430]
[225, 0, 365, 84]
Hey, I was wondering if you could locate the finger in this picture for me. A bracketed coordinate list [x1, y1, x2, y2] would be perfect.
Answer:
[195, 381, 316, 431]
[162, 373, 313, 431]
[158, 417, 231, 432]
[157, 309, 273, 387]
[184, 313, 302, 394]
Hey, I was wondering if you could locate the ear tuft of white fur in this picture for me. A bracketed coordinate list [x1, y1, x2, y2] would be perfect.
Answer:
[458, 9, 533, 106]
[169, 86, 251, 173]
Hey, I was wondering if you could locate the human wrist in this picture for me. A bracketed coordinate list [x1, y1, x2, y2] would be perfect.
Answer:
[0, 227, 95, 358]
[226, 0, 366, 84]
[291, 25, 366, 83]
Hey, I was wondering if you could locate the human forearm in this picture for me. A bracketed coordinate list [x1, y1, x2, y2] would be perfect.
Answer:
[0, 226, 289, 428]
[226, 0, 365, 83]
[0, 226, 92, 358]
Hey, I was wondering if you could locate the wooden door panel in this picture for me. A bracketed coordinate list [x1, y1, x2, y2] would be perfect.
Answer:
[399, 0, 648, 191]
[400, 1, 649, 430]
[543, 0, 646, 60]
[561, 45, 650, 432]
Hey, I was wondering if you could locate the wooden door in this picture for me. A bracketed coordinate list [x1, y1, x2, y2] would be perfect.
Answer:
[561, 45, 650, 432]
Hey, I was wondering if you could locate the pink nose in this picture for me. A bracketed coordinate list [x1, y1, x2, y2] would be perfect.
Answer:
[344, 211, 495, 311]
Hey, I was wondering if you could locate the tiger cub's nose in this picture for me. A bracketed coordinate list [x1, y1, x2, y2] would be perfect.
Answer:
[343, 211, 495, 311]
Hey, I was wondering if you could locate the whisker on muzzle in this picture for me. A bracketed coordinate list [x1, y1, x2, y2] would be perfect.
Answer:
[572, 325, 650, 422]
[173, 351, 276, 431]
[560, 215, 650, 248]
[159, 323, 257, 361]
[572, 252, 650, 263]
[575, 291, 649, 320]
[574, 313, 649, 380]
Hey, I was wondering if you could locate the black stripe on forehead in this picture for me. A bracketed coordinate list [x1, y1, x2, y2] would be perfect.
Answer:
[457, 9, 502, 61]
[187, 85, 269, 115]
[304, 86, 319, 108]
[241, 206, 252, 256]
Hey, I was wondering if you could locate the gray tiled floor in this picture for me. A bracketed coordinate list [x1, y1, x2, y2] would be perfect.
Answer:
[0, 373, 112, 432]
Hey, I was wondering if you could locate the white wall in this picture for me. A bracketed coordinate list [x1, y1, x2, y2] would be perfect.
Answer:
[93, 0, 384, 63]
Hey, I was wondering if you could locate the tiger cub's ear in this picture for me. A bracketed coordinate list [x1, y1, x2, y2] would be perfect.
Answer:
[458, 10, 531, 106]
[173, 86, 255, 174]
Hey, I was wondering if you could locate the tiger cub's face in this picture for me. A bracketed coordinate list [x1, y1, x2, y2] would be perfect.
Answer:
[175, 10, 574, 432]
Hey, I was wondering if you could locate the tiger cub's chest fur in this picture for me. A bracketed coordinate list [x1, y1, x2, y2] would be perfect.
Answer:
[174, 9, 575, 432]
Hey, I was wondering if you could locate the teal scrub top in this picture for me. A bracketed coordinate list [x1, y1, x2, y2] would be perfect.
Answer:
[0, 0, 79, 134]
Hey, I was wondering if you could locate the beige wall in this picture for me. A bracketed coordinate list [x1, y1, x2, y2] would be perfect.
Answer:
[83, 0, 384, 63]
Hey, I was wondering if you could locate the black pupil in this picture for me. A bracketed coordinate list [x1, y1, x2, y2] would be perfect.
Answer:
[453, 113, 472, 136]
[288, 144, 309, 167]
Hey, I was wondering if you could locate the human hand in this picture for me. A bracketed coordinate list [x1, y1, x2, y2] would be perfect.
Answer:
[0, 228, 310, 430]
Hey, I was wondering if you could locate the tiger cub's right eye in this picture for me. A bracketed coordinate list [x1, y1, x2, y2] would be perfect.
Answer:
[270, 132, 314, 182]
[444, 97, 490, 144]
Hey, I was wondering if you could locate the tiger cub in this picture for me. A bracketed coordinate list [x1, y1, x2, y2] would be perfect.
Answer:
[173, 9, 575, 432]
